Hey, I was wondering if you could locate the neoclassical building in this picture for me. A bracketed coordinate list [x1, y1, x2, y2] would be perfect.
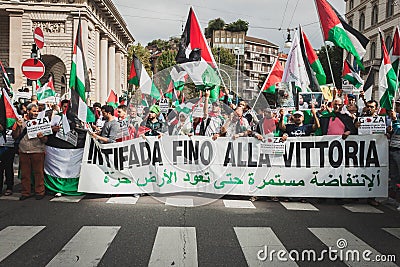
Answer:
[0, 0, 134, 104]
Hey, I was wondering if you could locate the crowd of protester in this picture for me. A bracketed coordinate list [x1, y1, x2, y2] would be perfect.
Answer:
[0, 89, 399, 209]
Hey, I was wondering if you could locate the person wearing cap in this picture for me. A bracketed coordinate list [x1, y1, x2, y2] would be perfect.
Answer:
[278, 106, 320, 137]
[90, 105, 119, 144]
[142, 104, 163, 137]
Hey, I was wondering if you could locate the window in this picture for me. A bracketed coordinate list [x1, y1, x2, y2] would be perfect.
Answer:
[371, 5, 378, 26]
[238, 38, 243, 43]
[349, 19, 353, 27]
[370, 42, 376, 60]
[387, 0, 394, 18]
[214, 37, 220, 43]
[227, 37, 231, 43]
[349, 0, 354, 9]
[221, 37, 225, 43]
[386, 36, 392, 51]
[232, 37, 236, 43]
[359, 12, 365, 31]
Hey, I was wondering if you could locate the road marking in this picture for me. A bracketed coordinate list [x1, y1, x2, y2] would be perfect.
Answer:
[234, 227, 298, 266]
[50, 195, 85, 203]
[342, 204, 383, 214]
[0, 226, 46, 262]
[46, 226, 120, 267]
[382, 228, 400, 240]
[223, 200, 256, 209]
[309, 228, 397, 267]
[165, 197, 194, 207]
[280, 202, 319, 211]
[148, 227, 198, 267]
[106, 196, 139, 205]
[0, 193, 20, 201]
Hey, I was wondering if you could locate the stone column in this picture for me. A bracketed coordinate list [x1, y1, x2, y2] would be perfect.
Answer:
[108, 43, 116, 97]
[100, 35, 108, 104]
[94, 27, 100, 102]
[7, 9, 23, 91]
[123, 54, 128, 96]
[115, 49, 122, 95]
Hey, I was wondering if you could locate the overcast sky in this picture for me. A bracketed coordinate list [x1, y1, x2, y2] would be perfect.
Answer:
[113, 0, 346, 51]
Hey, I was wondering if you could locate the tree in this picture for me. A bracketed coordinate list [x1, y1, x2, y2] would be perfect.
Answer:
[225, 19, 249, 33]
[156, 50, 177, 72]
[211, 47, 235, 67]
[318, 45, 343, 88]
[205, 18, 225, 38]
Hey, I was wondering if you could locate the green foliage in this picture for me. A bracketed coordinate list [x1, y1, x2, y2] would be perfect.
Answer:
[147, 37, 180, 51]
[156, 50, 177, 72]
[318, 45, 343, 87]
[205, 18, 226, 38]
[225, 19, 249, 33]
[211, 47, 235, 67]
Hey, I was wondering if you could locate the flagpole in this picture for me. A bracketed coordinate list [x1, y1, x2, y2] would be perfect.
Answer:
[252, 58, 278, 110]
[313, 0, 336, 88]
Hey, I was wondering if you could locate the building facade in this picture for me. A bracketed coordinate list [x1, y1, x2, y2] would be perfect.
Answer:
[345, 0, 399, 96]
[0, 0, 134, 104]
[211, 30, 280, 99]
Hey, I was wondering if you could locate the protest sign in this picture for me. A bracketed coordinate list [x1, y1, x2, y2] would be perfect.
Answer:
[26, 117, 52, 139]
[78, 135, 388, 198]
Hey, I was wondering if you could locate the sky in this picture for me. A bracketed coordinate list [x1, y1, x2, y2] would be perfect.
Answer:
[113, 0, 346, 51]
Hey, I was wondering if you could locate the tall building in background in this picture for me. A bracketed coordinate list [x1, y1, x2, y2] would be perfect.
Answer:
[211, 30, 284, 99]
[0, 0, 134, 104]
[345, 0, 399, 97]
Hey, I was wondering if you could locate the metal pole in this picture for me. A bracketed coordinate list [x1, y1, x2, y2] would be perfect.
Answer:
[313, 0, 336, 88]
[236, 48, 240, 105]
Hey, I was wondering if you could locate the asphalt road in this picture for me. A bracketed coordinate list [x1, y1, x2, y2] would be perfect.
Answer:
[0, 192, 399, 267]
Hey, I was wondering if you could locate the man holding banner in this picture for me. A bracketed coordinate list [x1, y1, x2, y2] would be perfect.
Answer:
[12, 103, 48, 200]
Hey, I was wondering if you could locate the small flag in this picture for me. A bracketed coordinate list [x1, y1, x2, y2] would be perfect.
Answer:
[37, 76, 57, 102]
[129, 54, 161, 100]
[0, 60, 12, 90]
[342, 60, 363, 88]
[106, 89, 118, 108]
[390, 26, 400, 77]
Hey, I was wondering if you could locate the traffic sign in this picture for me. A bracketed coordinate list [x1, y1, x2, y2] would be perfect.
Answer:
[21, 58, 45, 80]
[33, 27, 44, 49]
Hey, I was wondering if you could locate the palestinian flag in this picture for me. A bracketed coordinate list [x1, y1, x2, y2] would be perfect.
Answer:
[315, 0, 369, 69]
[170, 65, 188, 91]
[342, 60, 363, 88]
[141, 94, 149, 107]
[261, 59, 284, 93]
[176, 7, 217, 67]
[0, 60, 12, 90]
[0, 88, 19, 129]
[282, 30, 316, 92]
[69, 16, 95, 123]
[378, 30, 398, 111]
[36, 79, 42, 90]
[390, 26, 400, 78]
[301, 29, 326, 85]
[106, 89, 118, 108]
[37, 76, 57, 102]
[129, 54, 161, 100]
[180, 61, 221, 92]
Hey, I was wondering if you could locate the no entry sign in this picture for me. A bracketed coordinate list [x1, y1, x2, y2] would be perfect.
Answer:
[34, 27, 44, 49]
[21, 58, 45, 80]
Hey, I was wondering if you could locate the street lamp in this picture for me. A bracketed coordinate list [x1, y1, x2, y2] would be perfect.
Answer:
[284, 29, 292, 48]
[234, 47, 240, 105]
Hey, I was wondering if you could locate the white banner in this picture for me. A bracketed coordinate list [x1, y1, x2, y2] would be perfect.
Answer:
[78, 134, 388, 198]
[358, 117, 387, 135]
